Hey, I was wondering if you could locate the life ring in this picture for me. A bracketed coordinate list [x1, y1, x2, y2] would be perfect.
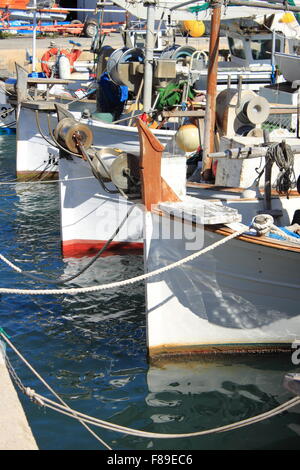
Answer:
[41, 47, 82, 78]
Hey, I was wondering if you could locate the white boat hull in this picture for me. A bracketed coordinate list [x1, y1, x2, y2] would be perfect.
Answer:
[144, 211, 300, 357]
[58, 156, 144, 258]
[58, 150, 187, 257]
[16, 106, 59, 179]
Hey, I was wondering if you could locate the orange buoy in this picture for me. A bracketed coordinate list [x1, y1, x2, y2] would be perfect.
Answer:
[181, 20, 205, 38]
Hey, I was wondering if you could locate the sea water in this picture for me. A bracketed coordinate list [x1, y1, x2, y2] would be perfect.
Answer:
[0, 134, 299, 450]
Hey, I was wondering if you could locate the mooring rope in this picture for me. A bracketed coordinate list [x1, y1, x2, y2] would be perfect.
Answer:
[0, 176, 95, 186]
[0, 225, 247, 295]
[1, 332, 299, 441]
[0, 205, 136, 285]
[0, 216, 300, 296]
[0, 335, 111, 450]
[251, 214, 300, 243]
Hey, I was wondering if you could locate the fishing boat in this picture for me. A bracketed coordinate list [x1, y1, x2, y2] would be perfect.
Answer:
[53, 85, 300, 354]
[11, 0, 300, 264]
[53, 104, 183, 257]
[139, 118, 300, 358]
[138, 1, 300, 359]
[56, 0, 300, 356]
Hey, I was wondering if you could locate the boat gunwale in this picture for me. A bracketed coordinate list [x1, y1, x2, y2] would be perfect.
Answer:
[151, 207, 300, 253]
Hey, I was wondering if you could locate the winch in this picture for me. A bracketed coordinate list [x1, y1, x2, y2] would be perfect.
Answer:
[54, 117, 93, 154]
[216, 88, 270, 137]
[93, 148, 140, 193]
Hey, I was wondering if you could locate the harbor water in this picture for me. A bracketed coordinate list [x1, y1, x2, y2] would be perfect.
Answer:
[0, 134, 299, 450]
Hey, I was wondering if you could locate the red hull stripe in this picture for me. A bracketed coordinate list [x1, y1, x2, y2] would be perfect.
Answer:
[62, 239, 144, 258]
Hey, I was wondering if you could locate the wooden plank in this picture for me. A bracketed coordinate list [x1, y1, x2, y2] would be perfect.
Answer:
[21, 101, 58, 111]
[159, 196, 242, 225]
[269, 106, 298, 115]
[27, 78, 76, 84]
[161, 110, 205, 118]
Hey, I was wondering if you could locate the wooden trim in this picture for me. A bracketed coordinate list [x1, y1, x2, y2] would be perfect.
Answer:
[207, 225, 300, 252]
[153, 208, 300, 253]
[187, 182, 300, 197]
[16, 170, 58, 181]
[137, 119, 180, 210]
[161, 110, 205, 118]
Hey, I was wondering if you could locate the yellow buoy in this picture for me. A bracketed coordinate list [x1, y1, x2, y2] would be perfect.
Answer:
[280, 12, 296, 23]
[175, 124, 200, 152]
[181, 20, 205, 38]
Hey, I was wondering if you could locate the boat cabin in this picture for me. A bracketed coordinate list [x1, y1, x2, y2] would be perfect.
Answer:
[226, 30, 284, 67]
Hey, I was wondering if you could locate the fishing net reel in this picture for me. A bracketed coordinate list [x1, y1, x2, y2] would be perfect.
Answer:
[93, 148, 140, 195]
[54, 117, 93, 155]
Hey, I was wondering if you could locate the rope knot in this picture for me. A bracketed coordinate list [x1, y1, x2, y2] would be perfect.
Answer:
[251, 214, 274, 236]
[25, 387, 36, 399]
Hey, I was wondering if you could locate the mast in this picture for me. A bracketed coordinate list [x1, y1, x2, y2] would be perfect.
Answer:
[32, 0, 37, 73]
[201, 0, 222, 181]
[143, 0, 156, 112]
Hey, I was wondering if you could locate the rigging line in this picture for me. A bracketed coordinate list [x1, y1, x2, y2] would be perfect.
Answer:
[0, 161, 57, 197]
[0, 205, 136, 285]
[35, 110, 58, 148]
[0, 175, 94, 186]
[0, 159, 59, 185]
[12, 163, 58, 196]
[1, 337, 112, 450]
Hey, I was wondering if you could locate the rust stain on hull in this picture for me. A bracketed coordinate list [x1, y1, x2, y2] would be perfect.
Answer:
[16, 171, 58, 181]
[149, 343, 292, 366]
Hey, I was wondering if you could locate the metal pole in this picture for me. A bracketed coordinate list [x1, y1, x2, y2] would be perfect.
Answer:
[32, 0, 37, 73]
[201, 0, 222, 181]
[227, 0, 300, 12]
[263, 129, 272, 211]
[143, 0, 156, 113]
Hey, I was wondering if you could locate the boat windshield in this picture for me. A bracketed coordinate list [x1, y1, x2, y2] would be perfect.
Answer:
[250, 38, 281, 60]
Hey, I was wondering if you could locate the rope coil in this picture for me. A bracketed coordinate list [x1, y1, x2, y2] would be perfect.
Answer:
[266, 142, 296, 196]
[251, 214, 300, 243]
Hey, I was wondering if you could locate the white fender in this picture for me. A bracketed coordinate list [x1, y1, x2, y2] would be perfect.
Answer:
[58, 54, 71, 79]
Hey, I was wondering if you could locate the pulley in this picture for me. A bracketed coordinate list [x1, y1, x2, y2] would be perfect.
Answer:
[54, 117, 93, 154]
[236, 93, 270, 126]
[216, 88, 270, 136]
[110, 152, 140, 191]
[93, 148, 124, 181]
[93, 149, 140, 193]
